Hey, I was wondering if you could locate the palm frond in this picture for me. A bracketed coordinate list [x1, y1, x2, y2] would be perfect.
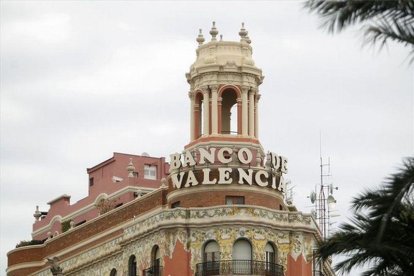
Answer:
[317, 157, 414, 275]
[304, 0, 414, 61]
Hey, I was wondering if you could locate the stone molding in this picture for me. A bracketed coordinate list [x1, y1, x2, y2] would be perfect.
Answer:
[189, 72, 261, 90]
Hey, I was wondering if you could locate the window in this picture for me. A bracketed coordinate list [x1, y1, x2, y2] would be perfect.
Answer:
[128, 255, 137, 276]
[225, 196, 245, 205]
[89, 177, 94, 187]
[110, 268, 117, 276]
[171, 201, 180, 208]
[203, 241, 220, 275]
[204, 241, 220, 262]
[265, 243, 275, 264]
[144, 165, 157, 180]
[232, 239, 252, 274]
[265, 242, 280, 274]
[152, 245, 161, 276]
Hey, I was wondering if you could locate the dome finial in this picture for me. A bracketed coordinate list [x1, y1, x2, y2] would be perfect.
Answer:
[239, 22, 248, 43]
[196, 28, 205, 46]
[210, 21, 218, 41]
[126, 158, 136, 178]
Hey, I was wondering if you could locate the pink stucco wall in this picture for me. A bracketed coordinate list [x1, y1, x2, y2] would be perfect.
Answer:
[32, 152, 169, 240]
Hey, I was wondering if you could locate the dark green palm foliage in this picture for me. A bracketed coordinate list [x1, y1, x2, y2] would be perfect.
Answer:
[317, 157, 414, 276]
[305, 0, 414, 61]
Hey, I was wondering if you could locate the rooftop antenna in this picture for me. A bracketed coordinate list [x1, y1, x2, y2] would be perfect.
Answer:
[309, 131, 339, 240]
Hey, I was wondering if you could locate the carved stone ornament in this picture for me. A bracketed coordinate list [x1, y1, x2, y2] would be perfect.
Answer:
[47, 257, 63, 275]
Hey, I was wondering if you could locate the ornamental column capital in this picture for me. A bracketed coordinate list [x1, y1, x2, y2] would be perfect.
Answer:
[209, 84, 219, 91]
[200, 86, 209, 94]
[249, 87, 258, 95]
[188, 91, 194, 99]
[241, 86, 250, 94]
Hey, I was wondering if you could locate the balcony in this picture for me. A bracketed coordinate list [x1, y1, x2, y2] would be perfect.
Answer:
[143, 265, 163, 276]
[195, 260, 284, 276]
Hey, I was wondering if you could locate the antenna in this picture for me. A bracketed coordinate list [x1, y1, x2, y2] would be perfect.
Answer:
[309, 132, 339, 240]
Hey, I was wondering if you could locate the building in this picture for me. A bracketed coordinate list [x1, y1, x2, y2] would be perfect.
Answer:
[7, 22, 334, 276]
[31, 153, 169, 241]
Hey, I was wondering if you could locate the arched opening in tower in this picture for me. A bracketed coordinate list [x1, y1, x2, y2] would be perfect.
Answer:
[221, 89, 238, 135]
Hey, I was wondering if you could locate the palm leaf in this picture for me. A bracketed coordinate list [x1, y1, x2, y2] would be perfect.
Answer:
[304, 0, 414, 60]
[317, 157, 414, 275]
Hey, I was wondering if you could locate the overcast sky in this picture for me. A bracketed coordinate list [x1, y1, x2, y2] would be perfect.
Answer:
[1, 1, 412, 275]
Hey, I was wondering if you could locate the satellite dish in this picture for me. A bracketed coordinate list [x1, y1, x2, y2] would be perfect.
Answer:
[142, 152, 150, 157]
[309, 191, 316, 204]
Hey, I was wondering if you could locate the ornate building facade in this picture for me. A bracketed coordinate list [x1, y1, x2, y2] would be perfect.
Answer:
[7, 23, 334, 276]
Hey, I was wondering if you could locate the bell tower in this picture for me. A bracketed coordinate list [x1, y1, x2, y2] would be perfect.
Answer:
[186, 22, 264, 150]
[167, 22, 288, 211]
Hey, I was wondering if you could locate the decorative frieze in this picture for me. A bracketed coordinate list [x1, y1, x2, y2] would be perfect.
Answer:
[32, 206, 317, 276]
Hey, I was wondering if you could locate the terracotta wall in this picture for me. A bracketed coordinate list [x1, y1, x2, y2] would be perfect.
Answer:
[286, 254, 312, 276]
[163, 240, 193, 276]
[169, 189, 284, 210]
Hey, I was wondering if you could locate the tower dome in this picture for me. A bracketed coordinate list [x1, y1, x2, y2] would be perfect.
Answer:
[187, 22, 263, 81]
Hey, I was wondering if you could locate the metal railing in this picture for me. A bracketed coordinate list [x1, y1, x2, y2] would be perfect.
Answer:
[143, 265, 163, 276]
[195, 260, 283, 276]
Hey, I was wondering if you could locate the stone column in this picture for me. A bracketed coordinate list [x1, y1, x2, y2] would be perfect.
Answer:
[237, 98, 242, 135]
[241, 86, 249, 136]
[218, 96, 223, 134]
[189, 91, 195, 141]
[194, 103, 201, 138]
[211, 85, 219, 135]
[255, 94, 261, 138]
[249, 89, 255, 137]
[202, 88, 210, 136]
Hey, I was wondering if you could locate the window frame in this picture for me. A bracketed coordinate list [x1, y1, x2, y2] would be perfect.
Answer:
[225, 196, 245, 205]
[144, 165, 157, 180]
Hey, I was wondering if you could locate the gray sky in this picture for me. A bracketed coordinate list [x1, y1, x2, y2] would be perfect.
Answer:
[1, 1, 412, 275]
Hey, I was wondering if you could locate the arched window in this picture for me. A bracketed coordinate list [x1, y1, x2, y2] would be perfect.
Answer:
[265, 242, 277, 273]
[110, 268, 117, 276]
[232, 239, 252, 274]
[221, 89, 238, 135]
[128, 255, 137, 276]
[203, 240, 220, 275]
[265, 242, 277, 264]
[204, 240, 220, 262]
[152, 245, 161, 276]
